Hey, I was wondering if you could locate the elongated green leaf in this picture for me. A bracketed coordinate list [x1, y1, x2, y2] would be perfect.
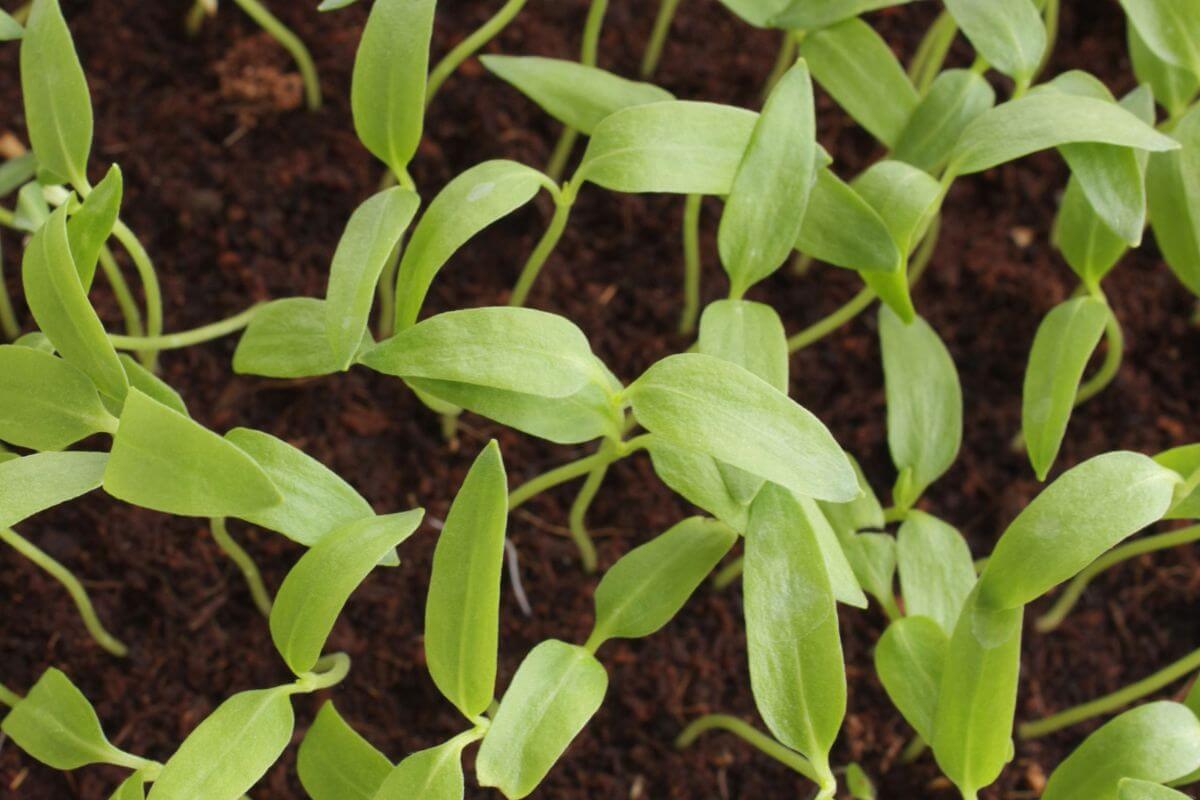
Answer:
[1119, 779, 1192, 800]
[795, 167, 901, 274]
[223, 428, 384, 554]
[1147, 105, 1200, 297]
[233, 298, 357, 378]
[0, 153, 36, 196]
[1117, 0, 1200, 78]
[843, 532, 896, 610]
[476, 640, 608, 799]
[931, 588, 1023, 798]
[1154, 444, 1200, 519]
[0, 9, 22, 40]
[1129, 24, 1199, 120]
[716, 0, 790, 25]
[103, 389, 280, 517]
[590, 517, 736, 646]
[805, 494, 869, 608]
[646, 441, 750, 531]
[426, 441, 507, 719]
[67, 165, 121, 289]
[627, 353, 858, 502]
[270, 510, 423, 675]
[480, 55, 673, 134]
[799, 19, 917, 147]
[1022, 297, 1110, 479]
[1, 668, 138, 770]
[896, 510, 976, 635]
[949, 93, 1179, 175]
[374, 738, 467, 799]
[110, 771, 149, 800]
[846, 763, 876, 800]
[880, 307, 962, 509]
[297, 702, 392, 800]
[744, 483, 845, 763]
[22, 206, 128, 401]
[362, 307, 601, 399]
[771, 0, 919, 28]
[978, 451, 1180, 609]
[1043, 702, 1200, 800]
[944, 0, 1046, 82]
[0, 451, 107, 528]
[119, 354, 187, 416]
[20, 0, 92, 188]
[394, 161, 551, 331]
[874, 615, 948, 742]
[325, 187, 419, 368]
[894, 69, 996, 173]
[147, 687, 294, 800]
[819, 452, 885, 538]
[1054, 177, 1132, 288]
[0, 345, 117, 450]
[578, 101, 757, 194]
[720, 62, 816, 294]
[351, 0, 435, 176]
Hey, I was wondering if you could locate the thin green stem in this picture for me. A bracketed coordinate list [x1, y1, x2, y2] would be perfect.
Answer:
[211, 518, 272, 617]
[762, 30, 799, 102]
[427, 0, 529, 105]
[97, 245, 146, 339]
[567, 444, 612, 573]
[0, 682, 22, 707]
[108, 304, 261, 351]
[509, 449, 608, 510]
[1020, 644, 1200, 739]
[510, 197, 572, 306]
[1035, 524, 1200, 633]
[680, 193, 702, 334]
[230, 0, 322, 110]
[1074, 305, 1123, 406]
[908, 10, 957, 93]
[1, 527, 128, 657]
[546, 0, 608, 180]
[110, 220, 163, 371]
[294, 652, 352, 693]
[546, 129, 579, 184]
[640, 0, 683, 78]
[676, 714, 824, 786]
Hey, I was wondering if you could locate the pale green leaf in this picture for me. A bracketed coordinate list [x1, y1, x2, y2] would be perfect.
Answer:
[0, 153, 36, 196]
[646, 441, 750, 531]
[233, 298, 359, 378]
[843, 532, 895, 611]
[771, 0, 919, 28]
[1054, 178, 1132, 288]
[978, 451, 1180, 609]
[476, 640, 608, 799]
[846, 762, 877, 800]
[944, 0, 1046, 82]
[1129, 24, 1199, 120]
[67, 164, 121, 289]
[796, 167, 902, 275]
[0, 9, 22, 40]
[110, 771, 149, 800]
[374, 739, 467, 800]
[896, 510, 976, 635]
[1119, 779, 1193, 800]
[1147, 105, 1200, 297]
[0, 451, 107, 529]
[875, 615, 948, 742]
[0, 345, 117, 450]
[1154, 444, 1200, 519]
[118, 354, 187, 416]
[297, 701, 392, 800]
[819, 452, 885, 537]
[1117, 0, 1200, 78]
[697, 300, 788, 391]
[103, 389, 281, 518]
[894, 69, 996, 173]
[270, 510, 423, 675]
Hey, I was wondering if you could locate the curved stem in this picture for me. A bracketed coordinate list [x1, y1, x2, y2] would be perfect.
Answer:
[546, 0, 609, 180]
[676, 714, 823, 785]
[640, 0, 683, 78]
[546, 129, 580, 184]
[908, 10, 957, 94]
[1020, 644, 1200, 739]
[295, 652, 352, 692]
[97, 244, 146, 339]
[508, 449, 608, 510]
[510, 197, 572, 306]
[211, 518, 272, 617]
[679, 193, 702, 334]
[0, 681, 21, 707]
[230, 0, 322, 110]
[1, 527, 128, 657]
[108, 304, 261, 351]
[1074, 305, 1123, 406]
[567, 444, 612, 573]
[1035, 524, 1200, 633]
[762, 30, 799, 102]
[110, 220, 163, 371]
[427, 0, 529, 105]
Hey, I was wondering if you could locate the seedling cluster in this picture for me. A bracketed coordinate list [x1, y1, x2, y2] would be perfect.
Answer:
[1, 0, 1199, 798]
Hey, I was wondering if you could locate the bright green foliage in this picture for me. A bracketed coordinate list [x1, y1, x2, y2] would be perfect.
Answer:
[481, 55, 673, 134]
[896, 510, 976, 635]
[111, 771, 149, 800]
[1155, 443, 1200, 519]
[743, 483, 845, 769]
[297, 702, 392, 800]
[577, 101, 757, 194]
[352, 0, 435, 177]
[1042, 702, 1200, 800]
[628, 353, 858, 502]
[234, 298, 361, 378]
[476, 640, 608, 799]
[799, 18, 917, 147]
[1, 668, 143, 771]
[646, 442, 750, 531]
[1022, 297, 1110, 479]
[270, 510, 423, 675]
[589, 517, 737, 647]
[977, 451, 1180, 609]
[1119, 780, 1193, 800]
[714, 0, 790, 26]
[103, 389, 281, 518]
[20, 0, 92, 188]
[1147, 105, 1200, 297]
[375, 739, 468, 799]
[67, 165, 122, 289]
[944, 0, 1046, 82]
[880, 307, 962, 510]
[796, 168, 902, 276]
[720, 62, 816, 296]
[0, 345, 116, 450]
[147, 687, 295, 800]
[843, 532, 896, 611]
[1054, 181, 1132, 289]
[846, 762, 876, 800]
[771, 0, 918, 27]
[819, 453, 885, 538]
[1117, 0, 1200, 78]
[425, 441, 508, 719]
[14, 181, 51, 232]
[0, 451, 108, 529]
[0, 9, 21, 40]
[22, 207, 129, 402]
[1129, 24, 1199, 120]
[118, 354, 186, 415]
[875, 615, 947, 742]
[930, 589, 1023, 798]
[394, 160, 551, 331]
[324, 187, 420, 368]
[893, 69, 996, 173]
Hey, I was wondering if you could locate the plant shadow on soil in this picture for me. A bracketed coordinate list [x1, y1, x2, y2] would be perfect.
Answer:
[0, 1, 1198, 797]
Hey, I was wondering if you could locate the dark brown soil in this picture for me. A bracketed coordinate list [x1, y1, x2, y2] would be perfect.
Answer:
[2, 1, 1199, 798]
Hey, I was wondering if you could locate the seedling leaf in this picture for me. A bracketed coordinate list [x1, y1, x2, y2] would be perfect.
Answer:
[374, 738, 468, 799]
[234, 298, 358, 378]
[0, 451, 108, 529]
[1147, 105, 1200, 298]
[896, 510, 976, 635]
[0, 345, 116, 450]
[875, 615, 948, 742]
[894, 69, 996, 173]
[297, 701, 392, 800]
[66, 164, 122, 289]
[796, 167, 901, 276]
[944, 0, 1046, 83]
[1116, 0, 1200, 78]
